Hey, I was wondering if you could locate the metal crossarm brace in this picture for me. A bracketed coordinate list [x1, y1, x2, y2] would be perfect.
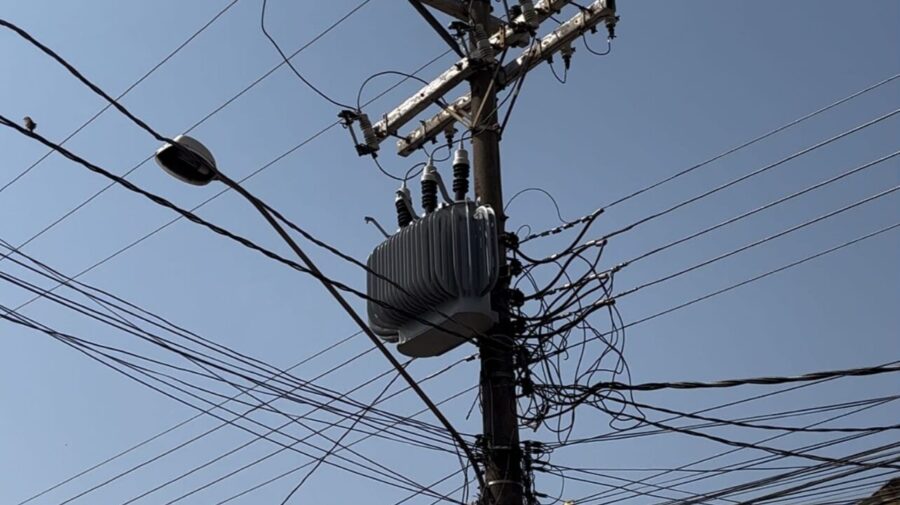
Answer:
[408, 0, 466, 58]
[397, 0, 616, 156]
[370, 0, 580, 144]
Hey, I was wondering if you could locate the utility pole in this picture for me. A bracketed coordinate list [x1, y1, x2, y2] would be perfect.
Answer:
[346, 3, 619, 503]
[469, 1, 524, 505]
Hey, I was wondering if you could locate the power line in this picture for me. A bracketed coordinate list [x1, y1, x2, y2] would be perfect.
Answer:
[615, 184, 900, 298]
[545, 362, 900, 395]
[14, 330, 359, 505]
[0, 247, 460, 442]
[0, 26, 483, 484]
[659, 445, 900, 505]
[607, 397, 900, 434]
[523, 182, 899, 336]
[210, 390, 475, 504]
[621, 150, 900, 268]
[0, 240, 465, 449]
[173, 385, 477, 505]
[278, 368, 405, 504]
[0, 0, 400, 260]
[0, 21, 500, 485]
[514, 116, 898, 290]
[520, 73, 900, 243]
[0, 114, 475, 352]
[1, 309, 457, 500]
[0, 0, 241, 195]
[620, 221, 900, 333]
[536, 221, 899, 387]
[594, 108, 899, 246]
[1, 49, 452, 320]
[573, 399, 900, 505]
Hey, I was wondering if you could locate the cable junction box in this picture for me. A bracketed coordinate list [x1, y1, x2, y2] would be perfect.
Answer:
[367, 202, 499, 357]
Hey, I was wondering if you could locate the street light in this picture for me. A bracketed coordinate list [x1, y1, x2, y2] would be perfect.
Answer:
[154, 135, 218, 186]
[152, 135, 485, 487]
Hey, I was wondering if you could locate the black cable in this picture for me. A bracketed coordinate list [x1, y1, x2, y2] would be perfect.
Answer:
[372, 156, 407, 182]
[0, 4, 425, 275]
[575, 394, 900, 505]
[614, 184, 900, 298]
[0, 255, 461, 443]
[1, 311, 451, 501]
[537, 212, 899, 350]
[607, 397, 900, 434]
[656, 445, 900, 505]
[621, 150, 900, 268]
[563, 332, 900, 392]
[498, 35, 536, 134]
[614, 221, 900, 341]
[0, 0, 240, 195]
[598, 109, 900, 244]
[279, 368, 406, 504]
[122, 366, 452, 505]
[357, 70, 430, 111]
[14, 332, 357, 505]
[0, 270, 451, 456]
[214, 389, 476, 504]
[520, 73, 900, 243]
[505, 187, 567, 223]
[259, 0, 364, 110]
[189, 386, 477, 505]
[549, 58, 568, 84]
[576, 393, 900, 504]
[0, 31, 478, 349]
[0, 243, 460, 443]
[581, 33, 611, 56]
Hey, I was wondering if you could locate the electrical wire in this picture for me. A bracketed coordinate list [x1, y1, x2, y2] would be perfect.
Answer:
[1, 116, 483, 496]
[14, 330, 360, 505]
[505, 187, 568, 224]
[564, 372, 900, 504]
[620, 150, 900, 268]
[607, 396, 900, 434]
[278, 368, 406, 504]
[259, 0, 364, 110]
[614, 184, 899, 298]
[599, 108, 900, 244]
[0, 243, 478, 500]
[0, 0, 241, 195]
[520, 73, 900, 243]
[581, 32, 611, 55]
[0, 2, 418, 271]
[542, 362, 900, 395]
[551, 221, 900, 361]
[1, 309, 457, 501]
[525, 184, 899, 340]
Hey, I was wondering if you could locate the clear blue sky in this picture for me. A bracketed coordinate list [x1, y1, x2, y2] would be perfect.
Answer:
[1, 1, 898, 504]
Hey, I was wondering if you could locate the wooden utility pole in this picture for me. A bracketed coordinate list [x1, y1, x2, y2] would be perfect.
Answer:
[349, 3, 618, 503]
[469, 2, 524, 504]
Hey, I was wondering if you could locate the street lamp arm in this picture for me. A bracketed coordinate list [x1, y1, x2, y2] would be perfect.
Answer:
[213, 171, 486, 489]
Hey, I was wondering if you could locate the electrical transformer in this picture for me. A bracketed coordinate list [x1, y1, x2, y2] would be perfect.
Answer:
[367, 201, 500, 357]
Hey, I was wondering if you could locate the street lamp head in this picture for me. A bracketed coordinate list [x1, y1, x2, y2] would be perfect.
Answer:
[154, 135, 218, 186]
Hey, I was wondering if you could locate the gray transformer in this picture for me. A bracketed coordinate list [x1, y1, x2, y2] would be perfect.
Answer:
[367, 202, 500, 357]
